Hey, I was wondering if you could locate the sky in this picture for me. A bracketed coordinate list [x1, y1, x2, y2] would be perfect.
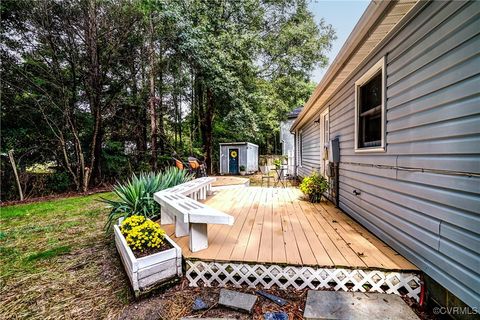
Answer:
[308, 0, 370, 83]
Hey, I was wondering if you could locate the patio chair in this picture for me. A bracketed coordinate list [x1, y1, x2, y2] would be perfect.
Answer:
[188, 156, 207, 178]
[173, 158, 185, 170]
[260, 165, 273, 187]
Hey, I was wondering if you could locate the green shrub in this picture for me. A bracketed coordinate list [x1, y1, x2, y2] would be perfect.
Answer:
[240, 165, 246, 171]
[46, 172, 71, 193]
[101, 167, 193, 230]
[273, 159, 282, 168]
[299, 172, 329, 203]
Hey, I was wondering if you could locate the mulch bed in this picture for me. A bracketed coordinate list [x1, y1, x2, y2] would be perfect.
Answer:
[117, 278, 436, 320]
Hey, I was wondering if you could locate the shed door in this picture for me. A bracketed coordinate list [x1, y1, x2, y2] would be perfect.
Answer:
[229, 148, 239, 174]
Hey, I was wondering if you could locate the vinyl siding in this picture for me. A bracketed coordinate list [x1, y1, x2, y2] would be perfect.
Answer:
[297, 117, 321, 177]
[297, 0, 480, 308]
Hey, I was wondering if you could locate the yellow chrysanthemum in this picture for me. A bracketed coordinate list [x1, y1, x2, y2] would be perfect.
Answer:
[121, 215, 166, 252]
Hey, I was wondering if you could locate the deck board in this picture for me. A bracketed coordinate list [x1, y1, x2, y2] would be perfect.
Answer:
[163, 187, 418, 271]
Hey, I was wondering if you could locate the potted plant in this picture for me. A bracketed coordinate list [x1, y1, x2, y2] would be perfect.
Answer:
[102, 169, 191, 296]
[114, 215, 182, 296]
[239, 165, 246, 175]
[273, 158, 282, 169]
[299, 172, 329, 203]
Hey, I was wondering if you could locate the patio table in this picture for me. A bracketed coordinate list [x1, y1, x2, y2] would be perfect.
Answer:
[271, 167, 286, 188]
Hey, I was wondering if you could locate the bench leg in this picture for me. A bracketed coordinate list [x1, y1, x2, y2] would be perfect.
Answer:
[175, 218, 189, 237]
[206, 184, 212, 196]
[160, 207, 174, 225]
[189, 223, 208, 252]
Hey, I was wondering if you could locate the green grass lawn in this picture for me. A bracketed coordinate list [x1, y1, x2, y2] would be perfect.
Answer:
[0, 193, 133, 319]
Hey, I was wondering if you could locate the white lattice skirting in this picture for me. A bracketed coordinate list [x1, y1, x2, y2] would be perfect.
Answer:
[186, 260, 421, 301]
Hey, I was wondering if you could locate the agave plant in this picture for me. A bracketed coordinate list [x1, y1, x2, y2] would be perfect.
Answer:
[102, 167, 193, 231]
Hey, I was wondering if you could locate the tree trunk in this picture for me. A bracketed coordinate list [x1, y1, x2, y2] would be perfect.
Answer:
[178, 95, 182, 148]
[203, 88, 214, 174]
[158, 56, 165, 154]
[148, 14, 158, 171]
[8, 150, 24, 201]
[84, 0, 102, 191]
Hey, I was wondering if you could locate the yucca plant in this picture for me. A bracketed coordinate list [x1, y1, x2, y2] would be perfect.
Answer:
[102, 167, 193, 231]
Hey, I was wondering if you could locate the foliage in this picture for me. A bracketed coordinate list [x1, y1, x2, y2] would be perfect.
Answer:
[120, 216, 166, 252]
[101, 167, 193, 230]
[272, 158, 284, 168]
[299, 172, 329, 203]
[1, 0, 335, 200]
[240, 165, 246, 171]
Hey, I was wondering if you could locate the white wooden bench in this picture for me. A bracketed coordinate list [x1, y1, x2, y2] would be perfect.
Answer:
[154, 177, 216, 225]
[167, 177, 215, 200]
[155, 191, 233, 252]
[153, 176, 234, 252]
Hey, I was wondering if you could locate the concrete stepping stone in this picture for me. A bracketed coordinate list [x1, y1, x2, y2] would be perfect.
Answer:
[218, 289, 257, 313]
[303, 290, 419, 320]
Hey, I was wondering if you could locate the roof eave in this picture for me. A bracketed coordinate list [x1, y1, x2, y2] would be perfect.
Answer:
[290, 0, 391, 132]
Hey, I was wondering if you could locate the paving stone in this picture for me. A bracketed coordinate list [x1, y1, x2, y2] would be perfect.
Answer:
[264, 311, 289, 320]
[256, 290, 287, 306]
[192, 297, 208, 311]
[303, 290, 419, 320]
[218, 289, 257, 313]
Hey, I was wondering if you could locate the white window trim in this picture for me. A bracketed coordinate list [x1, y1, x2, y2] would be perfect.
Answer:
[320, 108, 329, 177]
[354, 56, 386, 153]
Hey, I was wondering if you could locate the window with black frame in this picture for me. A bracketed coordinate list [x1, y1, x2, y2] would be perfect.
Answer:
[357, 71, 382, 148]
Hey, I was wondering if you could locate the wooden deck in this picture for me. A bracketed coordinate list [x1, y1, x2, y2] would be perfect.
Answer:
[211, 176, 249, 187]
[163, 187, 417, 271]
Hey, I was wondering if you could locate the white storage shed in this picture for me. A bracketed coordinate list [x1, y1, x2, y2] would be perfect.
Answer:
[219, 142, 258, 175]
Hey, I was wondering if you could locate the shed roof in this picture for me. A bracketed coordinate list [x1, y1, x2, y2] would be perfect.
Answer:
[219, 142, 259, 147]
[291, 0, 420, 131]
[287, 106, 303, 119]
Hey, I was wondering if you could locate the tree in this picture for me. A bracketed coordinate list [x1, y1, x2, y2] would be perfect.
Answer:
[1, 0, 335, 199]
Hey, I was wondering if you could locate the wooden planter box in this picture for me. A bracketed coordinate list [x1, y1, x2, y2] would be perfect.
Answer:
[114, 223, 182, 296]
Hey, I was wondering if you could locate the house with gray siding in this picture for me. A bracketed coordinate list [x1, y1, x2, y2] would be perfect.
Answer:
[291, 0, 480, 310]
[280, 107, 302, 175]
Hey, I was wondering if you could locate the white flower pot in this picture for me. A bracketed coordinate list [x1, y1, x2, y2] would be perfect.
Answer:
[114, 223, 182, 296]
